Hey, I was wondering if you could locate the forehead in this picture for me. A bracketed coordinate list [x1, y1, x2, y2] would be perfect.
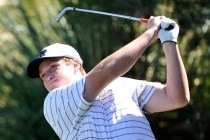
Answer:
[42, 57, 61, 64]
[39, 58, 62, 71]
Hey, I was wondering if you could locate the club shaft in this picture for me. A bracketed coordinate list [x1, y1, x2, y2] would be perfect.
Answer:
[56, 7, 148, 23]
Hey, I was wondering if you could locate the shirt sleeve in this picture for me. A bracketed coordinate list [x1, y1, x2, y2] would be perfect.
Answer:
[136, 81, 160, 109]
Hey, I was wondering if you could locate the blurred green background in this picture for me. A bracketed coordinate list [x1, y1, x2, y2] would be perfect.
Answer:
[0, 0, 209, 139]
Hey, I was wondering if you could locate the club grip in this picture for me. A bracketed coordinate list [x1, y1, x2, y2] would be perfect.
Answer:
[140, 18, 148, 24]
[140, 18, 174, 31]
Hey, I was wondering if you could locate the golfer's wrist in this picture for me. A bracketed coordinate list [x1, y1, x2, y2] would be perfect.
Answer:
[147, 27, 159, 44]
[162, 41, 176, 47]
[162, 42, 177, 54]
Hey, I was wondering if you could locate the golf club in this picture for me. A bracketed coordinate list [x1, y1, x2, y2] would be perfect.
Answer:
[56, 7, 148, 24]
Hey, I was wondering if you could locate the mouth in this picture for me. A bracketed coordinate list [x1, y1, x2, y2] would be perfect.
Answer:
[48, 79, 58, 88]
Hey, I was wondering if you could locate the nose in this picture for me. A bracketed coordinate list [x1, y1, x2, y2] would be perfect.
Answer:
[46, 75, 53, 82]
[42, 71, 53, 82]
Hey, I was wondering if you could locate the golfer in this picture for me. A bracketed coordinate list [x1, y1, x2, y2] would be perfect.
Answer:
[27, 16, 190, 140]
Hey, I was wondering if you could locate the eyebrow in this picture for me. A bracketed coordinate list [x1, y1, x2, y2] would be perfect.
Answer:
[39, 58, 64, 74]
[39, 59, 55, 76]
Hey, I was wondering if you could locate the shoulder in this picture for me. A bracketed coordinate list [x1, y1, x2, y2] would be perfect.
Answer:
[46, 76, 85, 97]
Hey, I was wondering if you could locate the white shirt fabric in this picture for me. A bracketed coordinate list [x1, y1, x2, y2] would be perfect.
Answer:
[43, 76, 159, 140]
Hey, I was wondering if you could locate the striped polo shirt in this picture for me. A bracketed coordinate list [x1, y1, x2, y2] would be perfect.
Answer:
[43, 76, 158, 140]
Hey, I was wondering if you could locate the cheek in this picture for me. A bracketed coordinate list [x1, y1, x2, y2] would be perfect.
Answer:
[63, 67, 75, 76]
[58, 68, 74, 81]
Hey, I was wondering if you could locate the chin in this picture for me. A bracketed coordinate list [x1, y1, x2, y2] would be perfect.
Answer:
[48, 82, 69, 92]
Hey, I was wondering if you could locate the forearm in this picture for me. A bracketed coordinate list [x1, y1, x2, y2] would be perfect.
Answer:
[84, 28, 157, 101]
[163, 42, 190, 106]
[105, 28, 156, 78]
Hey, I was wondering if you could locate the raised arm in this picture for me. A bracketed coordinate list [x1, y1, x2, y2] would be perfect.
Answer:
[144, 18, 190, 113]
[84, 16, 161, 102]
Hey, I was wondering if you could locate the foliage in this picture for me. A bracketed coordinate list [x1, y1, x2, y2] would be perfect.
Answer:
[0, 0, 209, 139]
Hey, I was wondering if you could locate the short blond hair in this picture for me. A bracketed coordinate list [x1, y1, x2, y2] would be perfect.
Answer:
[62, 57, 86, 75]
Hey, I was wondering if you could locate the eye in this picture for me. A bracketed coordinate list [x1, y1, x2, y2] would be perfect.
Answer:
[51, 64, 56, 68]
[50, 63, 59, 71]
[52, 64, 58, 68]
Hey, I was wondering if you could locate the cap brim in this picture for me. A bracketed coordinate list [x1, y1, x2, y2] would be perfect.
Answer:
[27, 57, 50, 78]
[27, 55, 81, 78]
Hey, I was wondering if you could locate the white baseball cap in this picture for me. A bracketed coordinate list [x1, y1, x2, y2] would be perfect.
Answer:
[27, 43, 83, 78]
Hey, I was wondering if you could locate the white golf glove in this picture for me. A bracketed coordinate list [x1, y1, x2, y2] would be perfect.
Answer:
[158, 18, 179, 44]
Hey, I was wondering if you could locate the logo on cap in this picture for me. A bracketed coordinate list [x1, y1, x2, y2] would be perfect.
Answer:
[40, 49, 47, 57]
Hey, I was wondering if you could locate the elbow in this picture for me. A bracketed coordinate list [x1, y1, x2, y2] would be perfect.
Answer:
[177, 90, 190, 108]
[180, 97, 190, 108]
[183, 88, 190, 106]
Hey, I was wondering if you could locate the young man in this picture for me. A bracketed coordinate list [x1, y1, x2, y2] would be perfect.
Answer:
[27, 16, 190, 140]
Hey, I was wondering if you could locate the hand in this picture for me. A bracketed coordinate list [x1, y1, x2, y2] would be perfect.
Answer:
[158, 18, 179, 44]
[147, 16, 162, 31]
[147, 16, 163, 43]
